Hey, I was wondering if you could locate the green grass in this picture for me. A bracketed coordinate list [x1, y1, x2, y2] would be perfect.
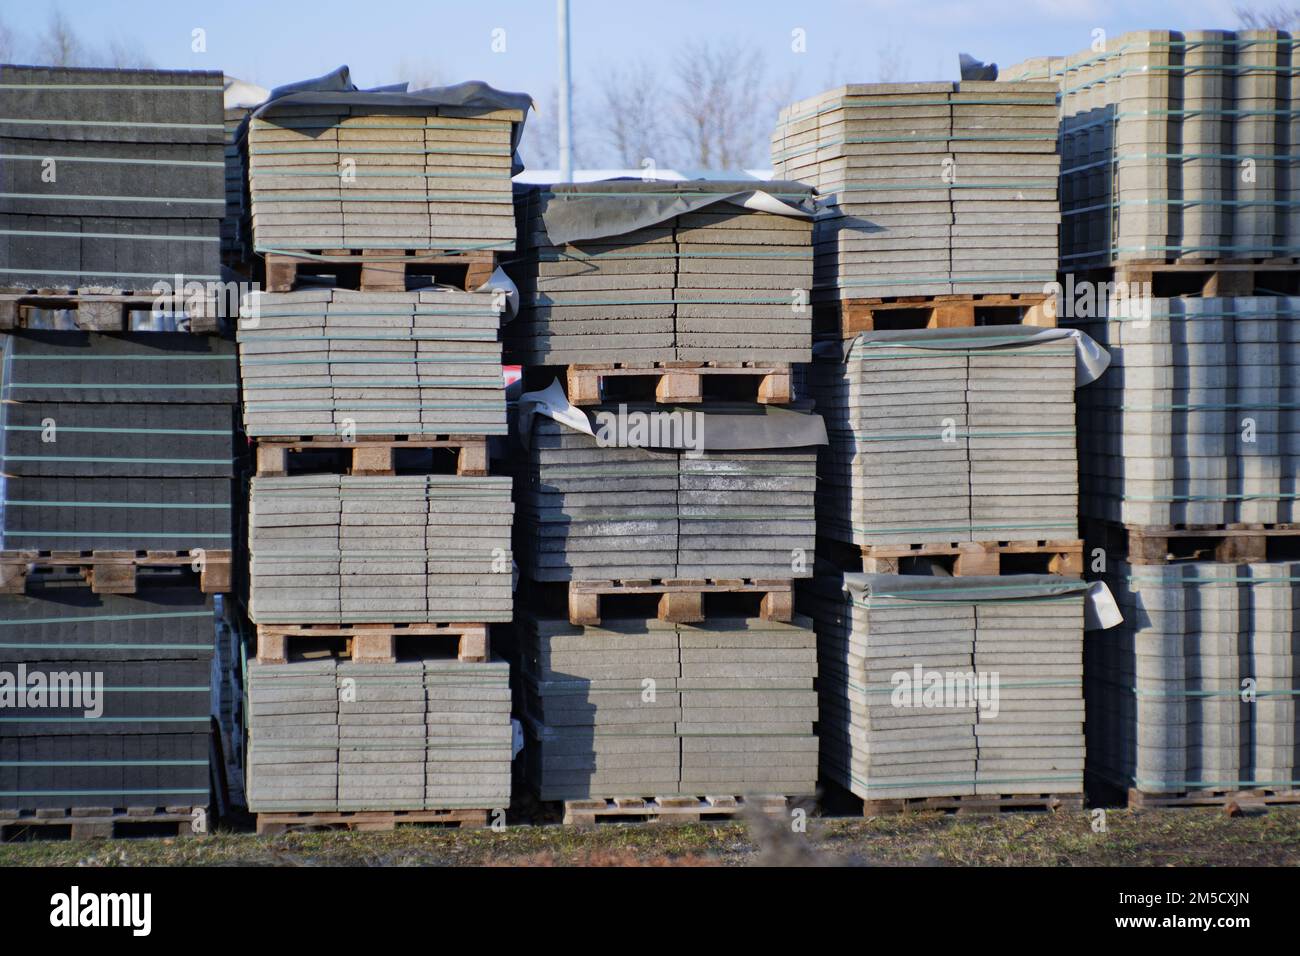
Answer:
[2, 806, 1298, 866]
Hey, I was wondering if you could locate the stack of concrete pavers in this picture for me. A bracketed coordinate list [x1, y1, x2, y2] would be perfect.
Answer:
[802, 572, 1090, 801]
[517, 402, 821, 581]
[506, 181, 815, 365]
[248, 474, 513, 624]
[247, 96, 524, 255]
[238, 288, 506, 437]
[517, 611, 817, 800]
[247, 656, 511, 813]
[1004, 30, 1300, 267]
[810, 327, 1093, 547]
[1090, 560, 1300, 795]
[1073, 296, 1300, 527]
[0, 583, 216, 812]
[0, 331, 237, 552]
[0, 64, 224, 290]
[770, 82, 1059, 301]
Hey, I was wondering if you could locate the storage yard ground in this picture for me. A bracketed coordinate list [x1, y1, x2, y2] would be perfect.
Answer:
[1, 806, 1298, 867]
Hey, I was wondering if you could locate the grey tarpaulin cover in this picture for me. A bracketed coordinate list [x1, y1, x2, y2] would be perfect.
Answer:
[843, 573, 1122, 631]
[517, 378, 828, 450]
[519, 179, 817, 245]
[248, 65, 533, 169]
[835, 325, 1111, 387]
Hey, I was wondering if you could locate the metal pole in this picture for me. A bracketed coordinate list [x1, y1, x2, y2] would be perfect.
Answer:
[557, 0, 573, 181]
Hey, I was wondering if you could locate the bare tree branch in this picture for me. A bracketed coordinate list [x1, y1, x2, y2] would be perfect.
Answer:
[106, 36, 155, 69]
[670, 39, 767, 170]
[36, 9, 92, 67]
[0, 17, 17, 63]
[523, 86, 589, 172]
[599, 61, 668, 168]
[1236, 4, 1300, 29]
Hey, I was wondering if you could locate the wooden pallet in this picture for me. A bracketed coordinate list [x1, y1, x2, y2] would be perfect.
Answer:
[0, 549, 231, 595]
[824, 537, 1084, 576]
[567, 578, 794, 626]
[264, 249, 498, 293]
[861, 792, 1084, 816]
[0, 806, 207, 841]
[1103, 258, 1300, 298]
[565, 361, 792, 406]
[255, 808, 489, 835]
[255, 621, 488, 664]
[823, 292, 1055, 337]
[0, 288, 224, 334]
[1128, 787, 1300, 810]
[563, 794, 790, 826]
[254, 434, 488, 477]
[1087, 519, 1300, 565]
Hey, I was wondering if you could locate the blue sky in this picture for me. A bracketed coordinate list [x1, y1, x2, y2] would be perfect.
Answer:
[1, 0, 1263, 166]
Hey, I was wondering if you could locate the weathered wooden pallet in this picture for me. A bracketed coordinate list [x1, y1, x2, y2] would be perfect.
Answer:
[0, 288, 224, 334]
[255, 808, 490, 835]
[822, 536, 1084, 576]
[1127, 787, 1300, 810]
[565, 361, 793, 406]
[1086, 519, 1300, 565]
[821, 292, 1055, 337]
[264, 249, 498, 293]
[0, 549, 231, 595]
[255, 621, 489, 664]
[567, 578, 794, 626]
[254, 434, 488, 477]
[0, 806, 208, 841]
[1103, 257, 1300, 298]
[563, 794, 790, 826]
[861, 792, 1084, 816]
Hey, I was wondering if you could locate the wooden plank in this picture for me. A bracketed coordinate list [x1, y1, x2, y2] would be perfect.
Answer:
[655, 372, 702, 404]
[569, 590, 601, 627]
[457, 625, 489, 662]
[85, 562, 137, 595]
[757, 371, 792, 404]
[658, 590, 703, 623]
[456, 440, 489, 476]
[759, 589, 794, 622]
[351, 444, 395, 475]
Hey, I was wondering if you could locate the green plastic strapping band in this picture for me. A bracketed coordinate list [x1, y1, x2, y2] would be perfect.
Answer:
[0, 191, 223, 204]
[0, 267, 222, 281]
[3, 498, 230, 509]
[5, 425, 232, 436]
[0, 153, 223, 167]
[0, 228, 218, 243]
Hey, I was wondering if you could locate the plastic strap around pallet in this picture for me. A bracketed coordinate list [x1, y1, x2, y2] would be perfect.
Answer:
[0, 117, 222, 130]
[3, 531, 228, 540]
[0, 267, 223, 282]
[11, 355, 236, 362]
[534, 250, 806, 261]
[242, 378, 499, 388]
[0, 191, 224, 205]
[255, 242, 510, 257]
[1060, 243, 1300, 261]
[1122, 573, 1300, 585]
[3, 385, 236, 394]
[1132, 777, 1300, 791]
[846, 522, 1078, 539]
[848, 679, 1081, 695]
[4, 425, 233, 438]
[0, 152, 223, 168]
[0, 715, 209, 724]
[524, 295, 794, 307]
[0, 228, 219, 243]
[241, 357, 498, 367]
[3, 498, 230, 510]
